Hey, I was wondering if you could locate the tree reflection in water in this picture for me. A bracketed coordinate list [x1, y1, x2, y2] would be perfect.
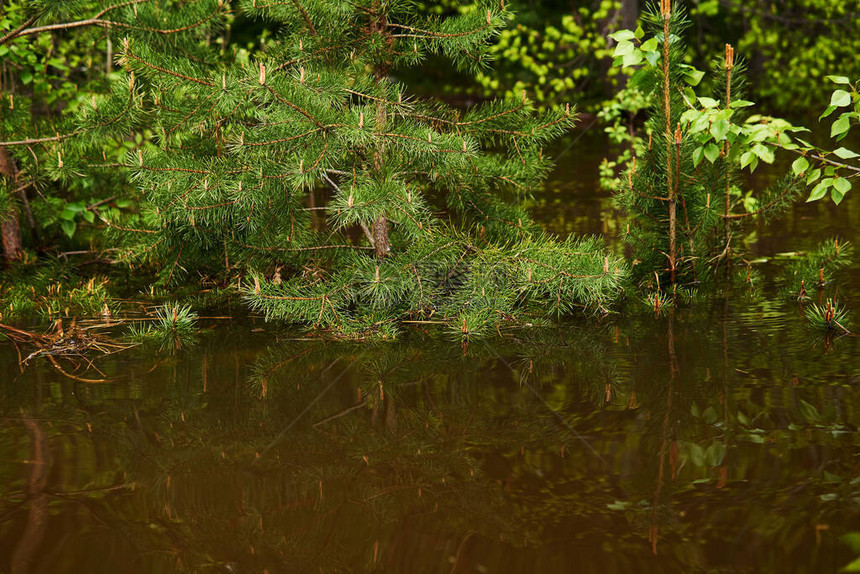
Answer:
[1, 305, 859, 573]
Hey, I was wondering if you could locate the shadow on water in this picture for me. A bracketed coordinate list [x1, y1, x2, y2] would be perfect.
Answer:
[2, 134, 860, 573]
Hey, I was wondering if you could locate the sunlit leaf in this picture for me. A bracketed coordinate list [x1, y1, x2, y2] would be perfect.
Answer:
[751, 143, 775, 163]
[730, 99, 754, 108]
[610, 30, 636, 42]
[640, 37, 658, 52]
[710, 119, 730, 141]
[830, 90, 852, 107]
[832, 114, 852, 138]
[791, 157, 809, 176]
[833, 147, 859, 159]
[613, 41, 634, 57]
[807, 180, 830, 202]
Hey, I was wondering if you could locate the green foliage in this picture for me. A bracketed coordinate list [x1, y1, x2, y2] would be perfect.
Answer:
[126, 302, 199, 349]
[597, 85, 651, 191]
[67, 0, 626, 336]
[609, 1, 858, 287]
[805, 299, 852, 333]
[472, 0, 624, 109]
[782, 238, 853, 299]
[0, 260, 113, 319]
[703, 0, 860, 114]
[0, 0, 165, 259]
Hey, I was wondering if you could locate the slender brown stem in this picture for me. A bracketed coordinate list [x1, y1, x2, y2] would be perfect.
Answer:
[0, 13, 41, 47]
[723, 45, 734, 259]
[662, 1, 676, 284]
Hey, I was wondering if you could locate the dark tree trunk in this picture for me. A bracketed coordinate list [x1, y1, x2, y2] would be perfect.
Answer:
[372, 214, 389, 259]
[621, 0, 638, 30]
[0, 147, 24, 263]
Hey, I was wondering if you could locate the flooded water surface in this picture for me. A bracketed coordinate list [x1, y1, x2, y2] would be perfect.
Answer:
[2, 137, 860, 573]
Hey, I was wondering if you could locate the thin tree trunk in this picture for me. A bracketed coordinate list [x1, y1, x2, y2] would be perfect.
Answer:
[661, 0, 676, 284]
[372, 214, 389, 259]
[0, 147, 24, 263]
[723, 45, 735, 260]
[370, 2, 390, 259]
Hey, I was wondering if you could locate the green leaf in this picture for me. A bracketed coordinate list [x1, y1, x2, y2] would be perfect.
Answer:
[643, 50, 659, 67]
[841, 556, 860, 572]
[59, 208, 76, 221]
[832, 188, 846, 205]
[826, 75, 851, 85]
[640, 37, 658, 52]
[704, 142, 720, 163]
[791, 157, 809, 176]
[692, 145, 705, 167]
[710, 119, 730, 140]
[820, 105, 837, 120]
[698, 97, 719, 109]
[807, 168, 822, 184]
[831, 114, 852, 138]
[622, 50, 643, 67]
[751, 143, 775, 163]
[730, 99, 755, 108]
[684, 68, 705, 86]
[82, 210, 95, 223]
[60, 219, 76, 238]
[613, 41, 634, 57]
[830, 90, 852, 107]
[834, 177, 852, 194]
[807, 180, 831, 202]
[833, 147, 859, 159]
[610, 30, 636, 42]
[681, 109, 700, 124]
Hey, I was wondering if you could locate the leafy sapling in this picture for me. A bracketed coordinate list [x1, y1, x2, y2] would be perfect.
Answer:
[608, 0, 859, 289]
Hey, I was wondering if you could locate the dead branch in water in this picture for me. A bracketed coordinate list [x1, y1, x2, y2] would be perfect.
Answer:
[0, 319, 135, 383]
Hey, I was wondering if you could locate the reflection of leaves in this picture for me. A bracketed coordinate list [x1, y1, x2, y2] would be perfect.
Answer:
[799, 400, 821, 424]
[684, 442, 727, 468]
[842, 532, 860, 554]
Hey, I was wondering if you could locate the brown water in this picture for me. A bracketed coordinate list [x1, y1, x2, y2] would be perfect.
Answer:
[2, 134, 860, 573]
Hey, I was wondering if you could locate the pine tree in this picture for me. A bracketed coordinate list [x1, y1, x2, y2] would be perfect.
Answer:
[73, 0, 627, 336]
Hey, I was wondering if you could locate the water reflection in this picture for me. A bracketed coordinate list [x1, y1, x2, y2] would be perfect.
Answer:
[1, 296, 859, 573]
